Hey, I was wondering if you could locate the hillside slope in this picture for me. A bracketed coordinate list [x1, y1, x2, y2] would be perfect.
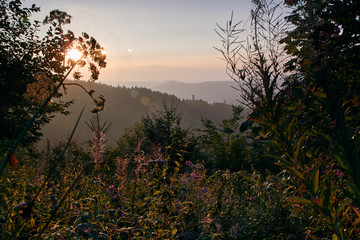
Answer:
[39, 81, 235, 148]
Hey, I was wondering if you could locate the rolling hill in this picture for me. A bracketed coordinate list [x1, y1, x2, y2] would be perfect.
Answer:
[39, 80, 237, 148]
[106, 80, 242, 105]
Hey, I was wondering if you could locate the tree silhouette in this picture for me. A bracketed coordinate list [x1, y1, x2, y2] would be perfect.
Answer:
[0, 1, 106, 176]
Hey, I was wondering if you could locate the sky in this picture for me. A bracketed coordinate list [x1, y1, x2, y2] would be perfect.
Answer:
[27, 0, 254, 84]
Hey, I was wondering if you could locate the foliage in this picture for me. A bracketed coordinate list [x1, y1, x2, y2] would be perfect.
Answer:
[215, 0, 360, 238]
[199, 106, 248, 171]
[0, 140, 312, 239]
[0, 0, 107, 178]
[0, 0, 52, 145]
[0, 0, 106, 146]
[282, 0, 360, 203]
[116, 103, 205, 169]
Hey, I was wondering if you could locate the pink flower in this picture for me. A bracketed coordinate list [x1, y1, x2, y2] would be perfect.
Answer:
[191, 172, 199, 179]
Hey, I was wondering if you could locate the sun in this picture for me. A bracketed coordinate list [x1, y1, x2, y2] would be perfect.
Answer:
[67, 48, 82, 61]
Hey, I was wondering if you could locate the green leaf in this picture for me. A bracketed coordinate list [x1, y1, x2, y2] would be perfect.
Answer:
[334, 199, 351, 218]
[348, 217, 360, 236]
[286, 197, 315, 207]
[313, 168, 320, 194]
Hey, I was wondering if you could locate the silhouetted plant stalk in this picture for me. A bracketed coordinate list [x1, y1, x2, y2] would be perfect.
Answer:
[63, 82, 105, 113]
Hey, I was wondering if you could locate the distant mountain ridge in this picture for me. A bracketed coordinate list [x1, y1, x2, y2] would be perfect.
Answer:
[106, 80, 241, 105]
[39, 81, 236, 148]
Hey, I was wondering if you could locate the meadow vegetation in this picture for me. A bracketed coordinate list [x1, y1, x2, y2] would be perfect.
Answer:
[1, 0, 359, 239]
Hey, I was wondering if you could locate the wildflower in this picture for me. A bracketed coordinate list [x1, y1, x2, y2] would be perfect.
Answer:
[10, 153, 18, 166]
[336, 170, 342, 176]
[191, 172, 199, 179]
[202, 187, 208, 193]
[215, 223, 222, 230]
[87, 113, 110, 170]
[116, 157, 129, 191]
[90, 129, 105, 170]
[185, 161, 193, 166]
[107, 185, 119, 199]
[294, 204, 304, 210]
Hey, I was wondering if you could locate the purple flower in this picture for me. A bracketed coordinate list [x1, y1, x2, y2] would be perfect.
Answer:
[202, 187, 208, 193]
[336, 170, 343, 176]
[215, 223, 221, 230]
[108, 185, 119, 199]
[185, 161, 193, 166]
[191, 172, 199, 179]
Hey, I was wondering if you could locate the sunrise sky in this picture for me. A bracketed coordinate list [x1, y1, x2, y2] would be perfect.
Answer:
[28, 0, 255, 84]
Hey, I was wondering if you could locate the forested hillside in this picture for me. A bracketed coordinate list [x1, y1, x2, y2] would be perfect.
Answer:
[40, 80, 235, 147]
